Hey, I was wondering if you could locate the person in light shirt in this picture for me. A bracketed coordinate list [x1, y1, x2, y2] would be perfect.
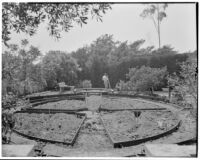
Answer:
[102, 73, 109, 89]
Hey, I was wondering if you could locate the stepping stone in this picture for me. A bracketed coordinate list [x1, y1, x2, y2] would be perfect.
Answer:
[2, 144, 35, 157]
[43, 144, 142, 157]
[144, 144, 196, 157]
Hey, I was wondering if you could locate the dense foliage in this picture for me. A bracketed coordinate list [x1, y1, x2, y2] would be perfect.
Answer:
[125, 66, 167, 94]
[168, 53, 197, 108]
[71, 34, 190, 88]
[42, 51, 80, 89]
[2, 39, 44, 95]
[2, 35, 194, 96]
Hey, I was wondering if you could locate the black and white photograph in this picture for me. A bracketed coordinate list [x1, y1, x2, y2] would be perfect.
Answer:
[1, 0, 198, 158]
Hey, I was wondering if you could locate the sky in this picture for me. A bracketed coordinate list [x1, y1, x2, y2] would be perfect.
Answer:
[6, 3, 197, 54]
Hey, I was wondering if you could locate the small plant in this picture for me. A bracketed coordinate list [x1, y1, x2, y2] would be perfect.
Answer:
[115, 80, 133, 91]
[2, 93, 17, 110]
[81, 80, 92, 88]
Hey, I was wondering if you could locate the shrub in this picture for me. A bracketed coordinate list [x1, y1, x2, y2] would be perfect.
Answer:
[115, 80, 134, 91]
[127, 66, 167, 94]
[2, 93, 17, 110]
[80, 80, 92, 88]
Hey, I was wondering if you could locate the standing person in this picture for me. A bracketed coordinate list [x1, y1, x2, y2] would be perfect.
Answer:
[102, 73, 110, 89]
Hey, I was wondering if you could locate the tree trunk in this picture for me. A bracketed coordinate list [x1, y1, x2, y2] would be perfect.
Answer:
[168, 87, 171, 102]
[157, 4, 161, 48]
[24, 71, 27, 95]
[150, 87, 154, 95]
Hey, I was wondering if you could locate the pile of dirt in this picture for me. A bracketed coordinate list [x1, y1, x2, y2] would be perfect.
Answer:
[35, 100, 86, 110]
[101, 110, 179, 142]
[14, 113, 83, 142]
[101, 97, 162, 110]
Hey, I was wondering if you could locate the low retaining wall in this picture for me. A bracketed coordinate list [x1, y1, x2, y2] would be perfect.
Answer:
[26, 93, 84, 101]
[29, 95, 85, 103]
[99, 106, 167, 112]
[16, 109, 87, 114]
[102, 93, 169, 103]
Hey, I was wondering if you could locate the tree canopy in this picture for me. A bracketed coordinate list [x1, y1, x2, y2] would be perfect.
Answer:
[2, 3, 112, 45]
[140, 4, 168, 48]
[42, 51, 80, 89]
[2, 39, 43, 95]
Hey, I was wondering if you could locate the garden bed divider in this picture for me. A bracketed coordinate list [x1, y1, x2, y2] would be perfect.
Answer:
[30, 96, 85, 104]
[99, 106, 167, 112]
[26, 93, 84, 101]
[26, 108, 88, 112]
[76, 88, 106, 91]
[99, 115, 115, 145]
[28, 98, 85, 108]
[103, 93, 169, 103]
[70, 115, 87, 145]
[29, 95, 85, 103]
[15, 109, 87, 115]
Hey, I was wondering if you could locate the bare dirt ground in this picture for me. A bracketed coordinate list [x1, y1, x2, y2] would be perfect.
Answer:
[35, 99, 86, 110]
[101, 97, 165, 109]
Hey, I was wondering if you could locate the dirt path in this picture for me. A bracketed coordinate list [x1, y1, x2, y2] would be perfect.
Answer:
[85, 95, 102, 111]
[74, 96, 113, 150]
[73, 112, 113, 150]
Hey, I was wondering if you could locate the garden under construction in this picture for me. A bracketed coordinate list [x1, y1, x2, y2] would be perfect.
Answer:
[4, 89, 196, 157]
